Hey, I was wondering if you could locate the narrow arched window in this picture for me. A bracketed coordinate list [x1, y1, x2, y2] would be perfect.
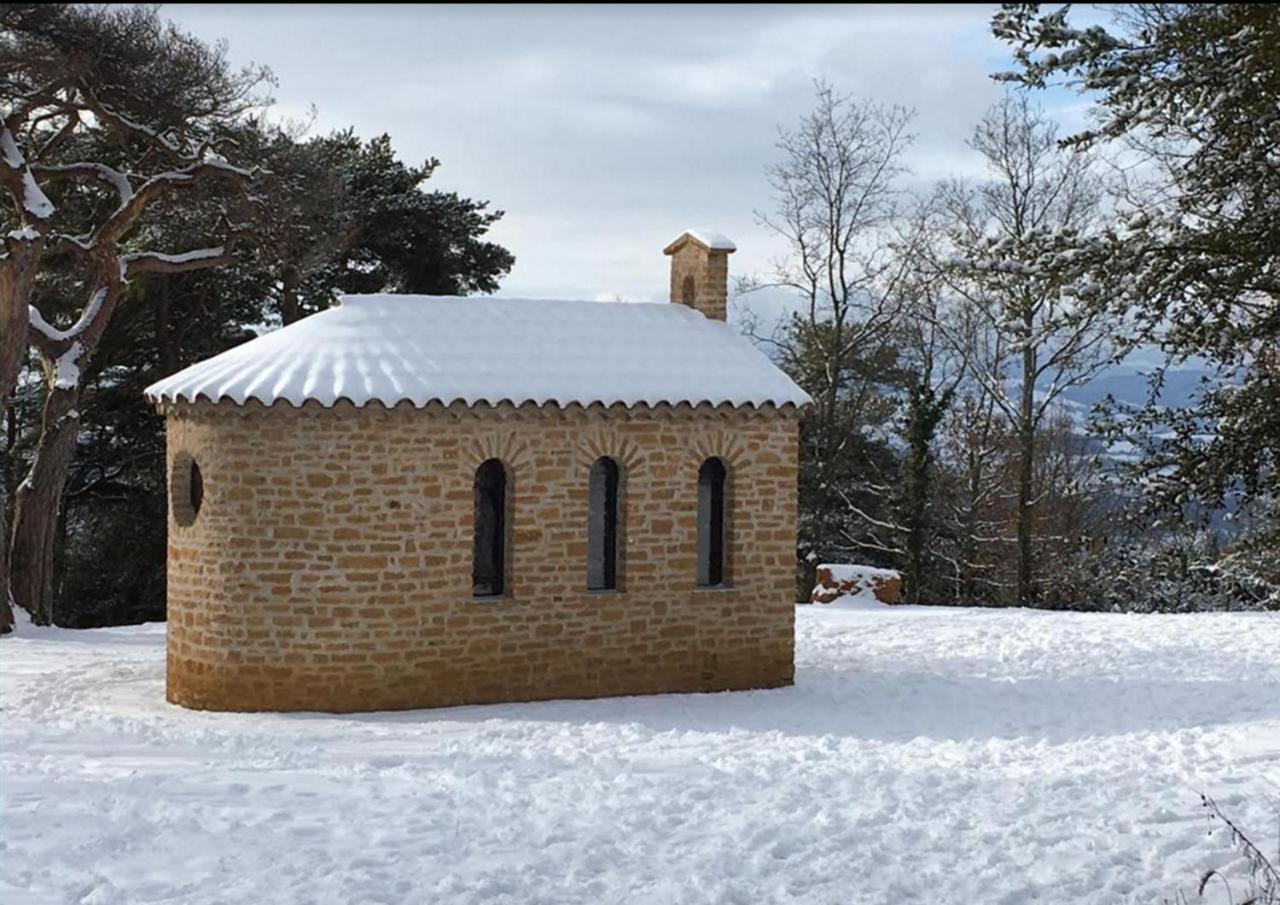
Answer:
[587, 457, 619, 590]
[697, 458, 726, 587]
[170, 452, 203, 527]
[681, 274, 696, 308]
[473, 459, 507, 597]
[189, 460, 204, 516]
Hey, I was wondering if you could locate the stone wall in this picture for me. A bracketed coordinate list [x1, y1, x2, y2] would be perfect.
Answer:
[163, 400, 800, 712]
[666, 241, 730, 321]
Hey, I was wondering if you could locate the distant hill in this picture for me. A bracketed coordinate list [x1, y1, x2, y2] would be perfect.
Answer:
[1057, 366, 1212, 411]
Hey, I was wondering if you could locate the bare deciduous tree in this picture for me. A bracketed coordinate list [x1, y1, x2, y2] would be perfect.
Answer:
[745, 80, 919, 588]
[933, 94, 1119, 604]
[754, 80, 916, 425]
[892, 209, 973, 602]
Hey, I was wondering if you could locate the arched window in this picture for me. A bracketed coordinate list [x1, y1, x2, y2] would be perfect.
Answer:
[472, 459, 507, 597]
[170, 452, 203, 527]
[587, 457, 619, 590]
[189, 460, 204, 516]
[697, 458, 726, 587]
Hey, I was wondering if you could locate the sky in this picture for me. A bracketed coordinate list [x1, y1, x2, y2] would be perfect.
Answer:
[166, 4, 1086, 321]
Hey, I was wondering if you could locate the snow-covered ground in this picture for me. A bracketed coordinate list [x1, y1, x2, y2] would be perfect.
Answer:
[3, 605, 1278, 905]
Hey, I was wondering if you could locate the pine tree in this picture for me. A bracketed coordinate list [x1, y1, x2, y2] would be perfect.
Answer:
[992, 3, 1279, 519]
[1, 4, 269, 624]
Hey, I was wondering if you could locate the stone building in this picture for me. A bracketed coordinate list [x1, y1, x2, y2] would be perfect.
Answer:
[145, 230, 810, 712]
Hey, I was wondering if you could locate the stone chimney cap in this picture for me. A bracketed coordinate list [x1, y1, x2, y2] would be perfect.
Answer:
[663, 229, 737, 255]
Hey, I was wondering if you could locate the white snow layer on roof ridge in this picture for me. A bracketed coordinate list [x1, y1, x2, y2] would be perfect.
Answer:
[684, 229, 736, 251]
[144, 294, 811, 410]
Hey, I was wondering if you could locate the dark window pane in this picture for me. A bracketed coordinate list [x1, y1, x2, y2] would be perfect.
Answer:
[681, 274, 696, 307]
[473, 459, 506, 597]
[587, 458, 619, 590]
[697, 458, 726, 587]
[189, 461, 203, 516]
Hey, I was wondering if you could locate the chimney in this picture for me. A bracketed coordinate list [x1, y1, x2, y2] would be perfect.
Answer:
[663, 229, 736, 321]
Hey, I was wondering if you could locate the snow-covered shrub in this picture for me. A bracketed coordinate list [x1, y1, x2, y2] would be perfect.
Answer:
[1067, 524, 1279, 613]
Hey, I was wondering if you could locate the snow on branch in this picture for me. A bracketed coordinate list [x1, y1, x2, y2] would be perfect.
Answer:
[33, 108, 81, 160]
[53, 341, 84, 390]
[121, 210, 254, 280]
[0, 125, 54, 222]
[97, 160, 256, 248]
[83, 93, 248, 167]
[31, 161, 133, 203]
[28, 288, 106, 346]
[47, 233, 94, 254]
[86, 94, 185, 157]
[122, 245, 233, 277]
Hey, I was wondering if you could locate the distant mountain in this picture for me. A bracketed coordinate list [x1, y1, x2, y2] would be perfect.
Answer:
[1057, 366, 1212, 411]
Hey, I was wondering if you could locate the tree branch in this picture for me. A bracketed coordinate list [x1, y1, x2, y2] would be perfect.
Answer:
[31, 160, 133, 204]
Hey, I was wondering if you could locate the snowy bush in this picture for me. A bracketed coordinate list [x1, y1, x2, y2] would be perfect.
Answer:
[1068, 527, 1279, 614]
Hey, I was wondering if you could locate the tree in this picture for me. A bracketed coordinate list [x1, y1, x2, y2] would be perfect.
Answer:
[42, 124, 514, 627]
[2, 104, 517, 627]
[1, 100, 516, 628]
[48, 251, 273, 626]
[748, 80, 918, 592]
[893, 253, 969, 604]
[936, 384, 1015, 603]
[991, 3, 1279, 522]
[262, 129, 514, 323]
[1, 4, 270, 624]
[0, 81, 46, 630]
[236, 118, 352, 326]
[933, 95, 1118, 605]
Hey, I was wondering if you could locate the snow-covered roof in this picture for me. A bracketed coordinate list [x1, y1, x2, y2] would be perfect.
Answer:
[686, 229, 736, 252]
[663, 229, 737, 254]
[144, 294, 811, 411]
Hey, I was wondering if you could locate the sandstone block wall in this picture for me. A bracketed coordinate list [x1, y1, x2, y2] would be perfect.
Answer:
[163, 401, 799, 712]
[667, 242, 730, 321]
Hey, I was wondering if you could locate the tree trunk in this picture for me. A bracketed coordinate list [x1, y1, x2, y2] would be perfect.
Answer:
[902, 387, 930, 605]
[0, 503, 12, 635]
[903, 452, 928, 604]
[9, 384, 79, 624]
[1, 237, 44, 634]
[0, 400, 15, 634]
[1017, 308, 1036, 607]
[0, 403, 17, 634]
[963, 449, 981, 604]
[281, 265, 300, 325]
[154, 272, 179, 375]
[1016, 429, 1034, 606]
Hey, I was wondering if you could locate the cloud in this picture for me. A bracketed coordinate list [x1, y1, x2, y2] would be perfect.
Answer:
[166, 5, 1084, 314]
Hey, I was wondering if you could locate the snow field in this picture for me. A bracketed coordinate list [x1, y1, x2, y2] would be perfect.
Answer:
[2, 605, 1277, 904]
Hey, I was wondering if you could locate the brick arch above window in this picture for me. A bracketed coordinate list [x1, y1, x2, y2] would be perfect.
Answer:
[462, 431, 530, 477]
[576, 431, 646, 476]
[686, 434, 748, 473]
